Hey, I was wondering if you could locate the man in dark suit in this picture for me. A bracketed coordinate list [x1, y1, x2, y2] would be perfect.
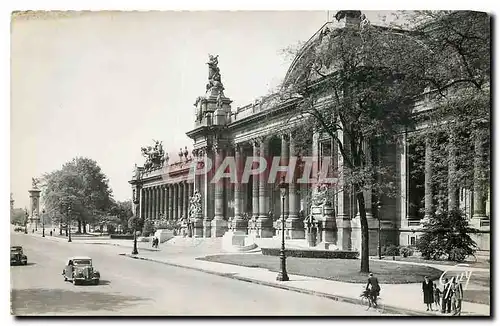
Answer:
[442, 278, 452, 313]
[366, 273, 381, 306]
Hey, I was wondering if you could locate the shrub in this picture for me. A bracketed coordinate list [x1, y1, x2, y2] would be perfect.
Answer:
[110, 234, 134, 240]
[384, 244, 399, 256]
[400, 246, 414, 258]
[142, 218, 155, 236]
[416, 209, 478, 261]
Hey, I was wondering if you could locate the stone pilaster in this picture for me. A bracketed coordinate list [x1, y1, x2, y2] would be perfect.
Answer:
[203, 147, 214, 237]
[212, 144, 228, 237]
[232, 143, 248, 233]
[423, 137, 433, 220]
[257, 136, 273, 238]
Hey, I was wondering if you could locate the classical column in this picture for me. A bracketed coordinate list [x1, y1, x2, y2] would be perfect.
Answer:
[232, 143, 248, 233]
[148, 188, 153, 219]
[156, 186, 161, 219]
[281, 134, 290, 218]
[473, 130, 488, 219]
[257, 136, 273, 238]
[169, 185, 174, 220]
[140, 188, 145, 219]
[448, 132, 458, 211]
[286, 131, 304, 239]
[173, 184, 178, 219]
[212, 144, 227, 237]
[203, 147, 214, 237]
[424, 137, 433, 220]
[252, 140, 260, 221]
[182, 181, 188, 219]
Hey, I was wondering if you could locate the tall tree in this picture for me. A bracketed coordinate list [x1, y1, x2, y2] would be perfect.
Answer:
[41, 157, 113, 233]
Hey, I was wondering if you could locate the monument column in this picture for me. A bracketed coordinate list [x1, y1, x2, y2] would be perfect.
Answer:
[232, 143, 248, 233]
[423, 137, 433, 220]
[287, 131, 304, 239]
[257, 136, 273, 238]
[212, 144, 228, 237]
[28, 179, 41, 231]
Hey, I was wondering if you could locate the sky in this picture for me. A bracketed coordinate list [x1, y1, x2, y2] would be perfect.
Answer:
[11, 10, 400, 209]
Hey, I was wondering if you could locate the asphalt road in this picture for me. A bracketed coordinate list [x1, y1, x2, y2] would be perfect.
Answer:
[11, 232, 393, 316]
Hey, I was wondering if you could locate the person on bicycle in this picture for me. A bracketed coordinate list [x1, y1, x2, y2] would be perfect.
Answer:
[366, 273, 381, 306]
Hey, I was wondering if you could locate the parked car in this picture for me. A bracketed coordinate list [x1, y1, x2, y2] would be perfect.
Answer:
[62, 256, 100, 285]
[10, 246, 27, 265]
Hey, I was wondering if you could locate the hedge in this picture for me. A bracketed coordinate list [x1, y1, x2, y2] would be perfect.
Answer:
[261, 248, 359, 259]
[110, 234, 134, 240]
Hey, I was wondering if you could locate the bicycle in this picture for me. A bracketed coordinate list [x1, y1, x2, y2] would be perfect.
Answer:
[360, 289, 384, 313]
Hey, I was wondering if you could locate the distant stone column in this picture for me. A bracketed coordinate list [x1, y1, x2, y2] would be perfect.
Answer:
[169, 185, 174, 220]
[140, 188, 145, 219]
[173, 184, 178, 220]
[148, 188, 153, 219]
[280, 133, 290, 218]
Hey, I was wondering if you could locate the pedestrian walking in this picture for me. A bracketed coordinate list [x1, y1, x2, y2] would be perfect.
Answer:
[433, 283, 441, 311]
[422, 276, 434, 311]
[451, 278, 464, 316]
[442, 278, 452, 313]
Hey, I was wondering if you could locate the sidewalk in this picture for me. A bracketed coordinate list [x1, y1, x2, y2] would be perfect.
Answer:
[120, 250, 491, 317]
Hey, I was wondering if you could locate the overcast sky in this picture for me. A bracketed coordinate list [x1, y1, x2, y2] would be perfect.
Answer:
[11, 10, 399, 209]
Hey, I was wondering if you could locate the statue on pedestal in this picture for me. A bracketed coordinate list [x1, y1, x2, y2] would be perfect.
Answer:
[141, 140, 166, 171]
[188, 191, 202, 219]
[31, 177, 40, 189]
[206, 54, 225, 93]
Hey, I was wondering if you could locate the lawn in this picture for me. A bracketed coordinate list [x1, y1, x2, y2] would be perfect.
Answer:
[198, 254, 443, 284]
[380, 256, 490, 269]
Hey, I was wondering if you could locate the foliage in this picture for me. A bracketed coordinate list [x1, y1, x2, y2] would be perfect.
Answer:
[128, 216, 144, 232]
[416, 209, 478, 261]
[41, 157, 113, 230]
[142, 218, 155, 236]
[10, 208, 27, 225]
[384, 244, 400, 256]
[108, 200, 134, 232]
[399, 246, 414, 258]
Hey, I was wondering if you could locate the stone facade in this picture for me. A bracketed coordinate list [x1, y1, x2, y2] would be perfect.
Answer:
[129, 14, 490, 253]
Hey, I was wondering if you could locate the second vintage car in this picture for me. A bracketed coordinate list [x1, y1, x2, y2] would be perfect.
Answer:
[10, 246, 27, 265]
[62, 256, 100, 285]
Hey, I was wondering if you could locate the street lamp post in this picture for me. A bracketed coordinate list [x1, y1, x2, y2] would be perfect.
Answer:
[42, 209, 46, 237]
[24, 209, 28, 234]
[67, 204, 72, 243]
[276, 176, 289, 282]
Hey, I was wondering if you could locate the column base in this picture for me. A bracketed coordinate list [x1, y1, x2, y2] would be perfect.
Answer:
[211, 218, 228, 238]
[192, 218, 204, 238]
[202, 219, 212, 238]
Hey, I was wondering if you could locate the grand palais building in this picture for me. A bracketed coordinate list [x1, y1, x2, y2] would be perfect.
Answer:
[129, 11, 490, 254]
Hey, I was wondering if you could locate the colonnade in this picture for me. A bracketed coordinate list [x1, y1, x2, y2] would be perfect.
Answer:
[140, 181, 194, 221]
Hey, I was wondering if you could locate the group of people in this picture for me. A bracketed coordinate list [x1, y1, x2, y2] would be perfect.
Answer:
[422, 276, 464, 315]
[151, 237, 159, 248]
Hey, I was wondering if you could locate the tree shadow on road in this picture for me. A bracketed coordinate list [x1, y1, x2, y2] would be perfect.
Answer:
[11, 289, 150, 315]
[10, 262, 36, 267]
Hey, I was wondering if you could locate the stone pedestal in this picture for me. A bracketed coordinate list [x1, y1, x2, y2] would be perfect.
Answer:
[192, 216, 204, 238]
[211, 218, 228, 238]
[203, 219, 212, 238]
[310, 204, 337, 247]
[154, 229, 174, 243]
[222, 230, 258, 252]
[28, 188, 41, 231]
[256, 219, 274, 238]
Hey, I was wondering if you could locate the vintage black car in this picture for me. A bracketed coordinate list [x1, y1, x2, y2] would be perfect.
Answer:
[62, 256, 100, 285]
[10, 246, 27, 265]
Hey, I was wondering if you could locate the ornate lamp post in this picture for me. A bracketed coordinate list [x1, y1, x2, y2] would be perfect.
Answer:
[42, 209, 46, 237]
[24, 209, 28, 234]
[67, 204, 72, 243]
[276, 176, 289, 282]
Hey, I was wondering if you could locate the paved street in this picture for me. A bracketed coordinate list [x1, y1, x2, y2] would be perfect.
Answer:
[11, 232, 391, 316]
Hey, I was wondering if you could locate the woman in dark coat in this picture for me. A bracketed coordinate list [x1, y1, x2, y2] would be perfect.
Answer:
[422, 276, 434, 311]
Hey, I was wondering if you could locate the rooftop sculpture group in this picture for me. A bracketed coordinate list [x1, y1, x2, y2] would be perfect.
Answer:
[206, 54, 225, 94]
[141, 140, 168, 171]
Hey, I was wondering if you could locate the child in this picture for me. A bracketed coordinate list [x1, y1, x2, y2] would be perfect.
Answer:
[433, 283, 442, 311]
